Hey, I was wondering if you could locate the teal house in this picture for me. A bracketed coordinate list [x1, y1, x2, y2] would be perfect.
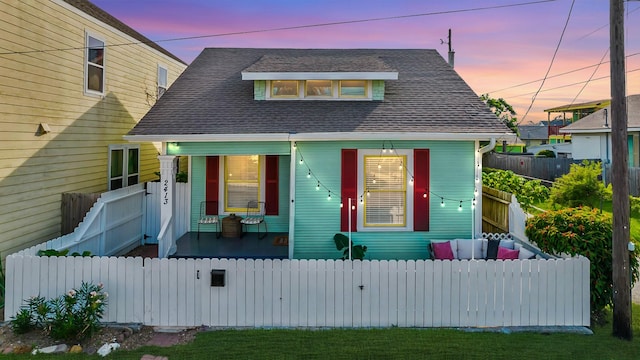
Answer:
[125, 48, 512, 260]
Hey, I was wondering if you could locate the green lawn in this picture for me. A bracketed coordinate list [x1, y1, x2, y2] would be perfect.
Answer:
[11, 306, 640, 359]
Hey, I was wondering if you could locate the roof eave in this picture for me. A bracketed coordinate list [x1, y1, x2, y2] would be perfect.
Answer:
[241, 72, 399, 80]
[124, 132, 511, 143]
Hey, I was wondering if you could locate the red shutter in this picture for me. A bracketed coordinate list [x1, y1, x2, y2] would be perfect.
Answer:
[341, 149, 358, 232]
[414, 149, 430, 231]
[205, 156, 219, 215]
[265, 155, 279, 215]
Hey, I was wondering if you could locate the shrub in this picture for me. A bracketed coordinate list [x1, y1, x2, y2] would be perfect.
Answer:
[482, 168, 549, 212]
[535, 149, 556, 158]
[550, 160, 606, 208]
[10, 282, 108, 341]
[525, 207, 639, 320]
[334, 233, 367, 260]
[631, 195, 640, 217]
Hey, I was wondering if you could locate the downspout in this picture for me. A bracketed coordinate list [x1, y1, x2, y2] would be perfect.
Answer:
[473, 138, 496, 240]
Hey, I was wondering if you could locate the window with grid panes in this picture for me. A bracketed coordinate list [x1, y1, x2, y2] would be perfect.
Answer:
[364, 155, 406, 226]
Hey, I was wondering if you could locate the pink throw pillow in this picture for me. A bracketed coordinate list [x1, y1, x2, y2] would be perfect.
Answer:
[432, 241, 454, 260]
[497, 246, 519, 260]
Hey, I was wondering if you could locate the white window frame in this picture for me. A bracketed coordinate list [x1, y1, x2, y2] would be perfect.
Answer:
[108, 144, 140, 190]
[157, 64, 168, 99]
[84, 32, 106, 96]
[356, 149, 414, 232]
[219, 155, 266, 215]
[265, 80, 372, 100]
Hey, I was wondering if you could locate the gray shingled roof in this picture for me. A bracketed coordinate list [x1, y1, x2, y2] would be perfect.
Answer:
[128, 48, 511, 137]
[63, 0, 185, 65]
[561, 94, 640, 132]
[243, 54, 396, 73]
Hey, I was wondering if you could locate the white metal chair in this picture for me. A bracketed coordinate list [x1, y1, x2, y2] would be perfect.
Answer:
[198, 201, 220, 239]
[240, 200, 267, 239]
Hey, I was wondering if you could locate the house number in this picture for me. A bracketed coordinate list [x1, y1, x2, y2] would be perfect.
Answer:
[163, 179, 169, 205]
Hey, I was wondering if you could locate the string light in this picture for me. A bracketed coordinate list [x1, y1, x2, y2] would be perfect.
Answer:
[293, 142, 297, 149]
[295, 140, 474, 212]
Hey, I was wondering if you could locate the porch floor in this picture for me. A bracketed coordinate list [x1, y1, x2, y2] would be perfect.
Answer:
[170, 231, 289, 259]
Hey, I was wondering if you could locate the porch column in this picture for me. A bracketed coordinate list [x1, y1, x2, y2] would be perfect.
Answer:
[158, 155, 177, 258]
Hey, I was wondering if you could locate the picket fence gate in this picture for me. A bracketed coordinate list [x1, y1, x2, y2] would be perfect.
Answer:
[5, 256, 590, 328]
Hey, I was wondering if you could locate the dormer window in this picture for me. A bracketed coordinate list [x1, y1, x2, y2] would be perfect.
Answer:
[242, 54, 398, 101]
[340, 80, 366, 97]
[272, 80, 298, 97]
[306, 80, 332, 97]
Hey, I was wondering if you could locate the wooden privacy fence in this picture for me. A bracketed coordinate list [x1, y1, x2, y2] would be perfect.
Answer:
[15, 182, 190, 257]
[604, 164, 640, 197]
[484, 153, 583, 183]
[482, 186, 511, 233]
[5, 256, 590, 328]
[61, 193, 100, 235]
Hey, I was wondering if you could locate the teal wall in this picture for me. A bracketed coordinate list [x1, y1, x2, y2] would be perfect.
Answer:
[292, 141, 476, 261]
[372, 80, 385, 100]
[168, 142, 290, 156]
[254, 80, 266, 100]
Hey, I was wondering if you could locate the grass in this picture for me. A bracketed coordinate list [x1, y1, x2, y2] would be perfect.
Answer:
[7, 306, 640, 359]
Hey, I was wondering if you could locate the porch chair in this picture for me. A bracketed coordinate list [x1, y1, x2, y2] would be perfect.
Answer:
[240, 200, 267, 239]
[198, 201, 220, 239]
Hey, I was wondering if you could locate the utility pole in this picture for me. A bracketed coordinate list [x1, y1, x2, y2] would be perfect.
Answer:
[610, 0, 632, 340]
[441, 29, 455, 68]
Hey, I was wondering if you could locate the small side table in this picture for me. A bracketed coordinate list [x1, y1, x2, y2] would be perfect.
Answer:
[222, 215, 243, 238]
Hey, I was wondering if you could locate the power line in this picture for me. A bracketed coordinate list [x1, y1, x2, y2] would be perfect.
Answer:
[511, 66, 640, 97]
[518, 0, 575, 124]
[0, 0, 557, 56]
[489, 52, 640, 93]
[568, 48, 609, 105]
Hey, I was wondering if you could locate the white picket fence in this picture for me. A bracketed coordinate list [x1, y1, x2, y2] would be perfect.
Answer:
[5, 256, 590, 328]
[14, 182, 190, 257]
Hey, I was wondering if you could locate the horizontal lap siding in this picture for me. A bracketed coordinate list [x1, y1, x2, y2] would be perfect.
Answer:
[0, 0, 186, 255]
[168, 142, 291, 156]
[294, 141, 476, 260]
[190, 155, 290, 233]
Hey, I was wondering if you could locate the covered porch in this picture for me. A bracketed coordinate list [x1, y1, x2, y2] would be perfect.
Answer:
[170, 231, 289, 259]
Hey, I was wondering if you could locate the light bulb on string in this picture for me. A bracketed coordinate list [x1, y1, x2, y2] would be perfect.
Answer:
[409, 177, 414, 185]
[316, 182, 320, 191]
[366, 190, 370, 197]
[423, 192, 427, 198]
[299, 158, 304, 165]
[359, 196, 364, 204]
[307, 170, 311, 179]
[458, 201, 463, 211]
[440, 198, 445, 207]
[382, 144, 387, 153]
[327, 191, 332, 201]
[293, 142, 297, 149]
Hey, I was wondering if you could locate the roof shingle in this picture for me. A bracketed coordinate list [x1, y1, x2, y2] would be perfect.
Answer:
[128, 48, 510, 137]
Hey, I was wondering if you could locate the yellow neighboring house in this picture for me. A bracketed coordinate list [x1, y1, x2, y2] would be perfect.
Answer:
[0, 0, 187, 256]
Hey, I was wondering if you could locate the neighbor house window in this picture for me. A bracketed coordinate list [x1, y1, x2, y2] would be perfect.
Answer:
[271, 80, 298, 97]
[306, 80, 332, 97]
[85, 34, 105, 94]
[157, 65, 168, 99]
[109, 145, 139, 190]
[363, 155, 407, 227]
[340, 80, 367, 97]
[224, 155, 261, 212]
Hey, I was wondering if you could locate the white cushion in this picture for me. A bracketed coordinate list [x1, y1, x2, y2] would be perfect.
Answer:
[515, 243, 536, 259]
[456, 239, 484, 259]
[499, 239, 515, 249]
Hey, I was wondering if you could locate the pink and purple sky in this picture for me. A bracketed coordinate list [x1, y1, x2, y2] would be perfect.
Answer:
[92, 0, 639, 123]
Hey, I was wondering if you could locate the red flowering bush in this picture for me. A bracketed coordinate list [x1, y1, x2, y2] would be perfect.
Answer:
[525, 207, 638, 320]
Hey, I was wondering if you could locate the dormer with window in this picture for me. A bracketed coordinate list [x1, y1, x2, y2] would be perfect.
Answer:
[242, 54, 398, 101]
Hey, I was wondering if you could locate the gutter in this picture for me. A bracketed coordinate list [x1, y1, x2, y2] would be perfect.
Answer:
[478, 138, 496, 154]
